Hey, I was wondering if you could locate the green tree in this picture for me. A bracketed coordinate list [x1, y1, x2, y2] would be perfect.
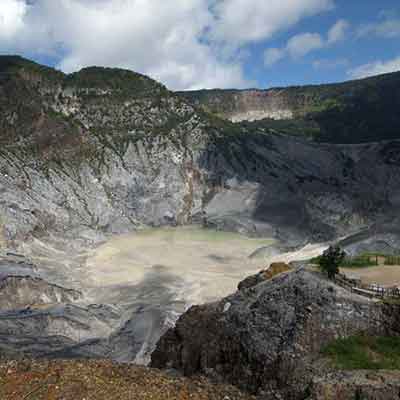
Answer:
[318, 246, 346, 279]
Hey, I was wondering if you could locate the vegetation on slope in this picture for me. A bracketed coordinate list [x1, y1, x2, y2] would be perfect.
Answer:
[180, 72, 400, 144]
[65, 66, 168, 98]
[322, 335, 400, 370]
[2, 54, 400, 170]
[312, 252, 400, 269]
[0, 55, 203, 171]
[0, 55, 63, 83]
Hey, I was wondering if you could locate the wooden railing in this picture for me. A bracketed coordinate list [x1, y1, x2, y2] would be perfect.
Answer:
[335, 273, 400, 300]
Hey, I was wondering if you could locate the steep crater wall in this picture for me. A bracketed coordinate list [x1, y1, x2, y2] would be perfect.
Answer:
[179, 72, 400, 143]
[1, 56, 400, 248]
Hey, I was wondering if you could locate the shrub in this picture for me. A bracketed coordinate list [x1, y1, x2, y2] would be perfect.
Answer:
[318, 246, 345, 279]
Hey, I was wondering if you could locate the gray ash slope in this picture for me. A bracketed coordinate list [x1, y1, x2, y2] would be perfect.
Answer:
[0, 55, 400, 362]
[1, 56, 400, 247]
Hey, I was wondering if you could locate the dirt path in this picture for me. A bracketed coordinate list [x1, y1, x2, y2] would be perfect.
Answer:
[341, 265, 400, 286]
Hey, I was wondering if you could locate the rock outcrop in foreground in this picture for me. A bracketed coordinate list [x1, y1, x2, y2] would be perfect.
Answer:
[151, 267, 400, 399]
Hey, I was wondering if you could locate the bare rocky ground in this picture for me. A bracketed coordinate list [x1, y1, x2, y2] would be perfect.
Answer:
[310, 370, 400, 400]
[0, 359, 254, 400]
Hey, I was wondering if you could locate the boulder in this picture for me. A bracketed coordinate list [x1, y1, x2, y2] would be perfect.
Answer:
[151, 268, 399, 398]
[238, 262, 291, 290]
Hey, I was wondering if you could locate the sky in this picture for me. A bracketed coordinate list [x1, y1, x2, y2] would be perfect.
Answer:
[0, 0, 400, 91]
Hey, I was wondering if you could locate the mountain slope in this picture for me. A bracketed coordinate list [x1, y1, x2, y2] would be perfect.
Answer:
[0, 56, 400, 249]
[1, 56, 400, 365]
[179, 71, 400, 144]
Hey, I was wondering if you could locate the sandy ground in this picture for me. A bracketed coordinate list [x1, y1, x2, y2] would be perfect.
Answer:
[341, 265, 400, 287]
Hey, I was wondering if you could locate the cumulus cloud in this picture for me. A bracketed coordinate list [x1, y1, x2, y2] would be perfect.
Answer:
[286, 33, 324, 58]
[312, 58, 349, 69]
[264, 19, 348, 67]
[348, 56, 400, 79]
[264, 48, 286, 67]
[0, 0, 27, 40]
[327, 19, 349, 43]
[357, 15, 400, 39]
[0, 0, 247, 89]
[0, 0, 336, 90]
[210, 0, 334, 44]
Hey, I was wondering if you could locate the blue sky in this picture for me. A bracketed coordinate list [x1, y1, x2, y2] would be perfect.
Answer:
[246, 0, 400, 88]
[1, 0, 400, 90]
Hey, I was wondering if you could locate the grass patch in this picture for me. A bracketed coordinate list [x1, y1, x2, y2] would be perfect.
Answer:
[311, 255, 378, 268]
[340, 256, 378, 268]
[311, 252, 400, 269]
[381, 298, 400, 305]
[322, 335, 400, 370]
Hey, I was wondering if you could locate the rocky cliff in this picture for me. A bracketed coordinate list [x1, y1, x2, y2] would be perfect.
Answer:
[0, 275, 81, 311]
[179, 71, 400, 143]
[1, 56, 400, 250]
[151, 267, 400, 399]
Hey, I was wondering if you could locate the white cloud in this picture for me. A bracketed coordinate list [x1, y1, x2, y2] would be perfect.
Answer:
[327, 19, 349, 43]
[348, 56, 400, 79]
[264, 48, 286, 66]
[312, 58, 349, 69]
[357, 17, 400, 39]
[0, 0, 27, 39]
[264, 19, 348, 67]
[210, 0, 334, 45]
[286, 33, 324, 58]
[0, 0, 248, 90]
[0, 0, 336, 90]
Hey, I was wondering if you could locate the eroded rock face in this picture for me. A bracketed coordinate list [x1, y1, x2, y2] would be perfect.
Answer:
[0, 275, 81, 311]
[1, 57, 400, 248]
[0, 257, 121, 359]
[151, 268, 399, 398]
[179, 89, 299, 122]
[179, 72, 400, 144]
